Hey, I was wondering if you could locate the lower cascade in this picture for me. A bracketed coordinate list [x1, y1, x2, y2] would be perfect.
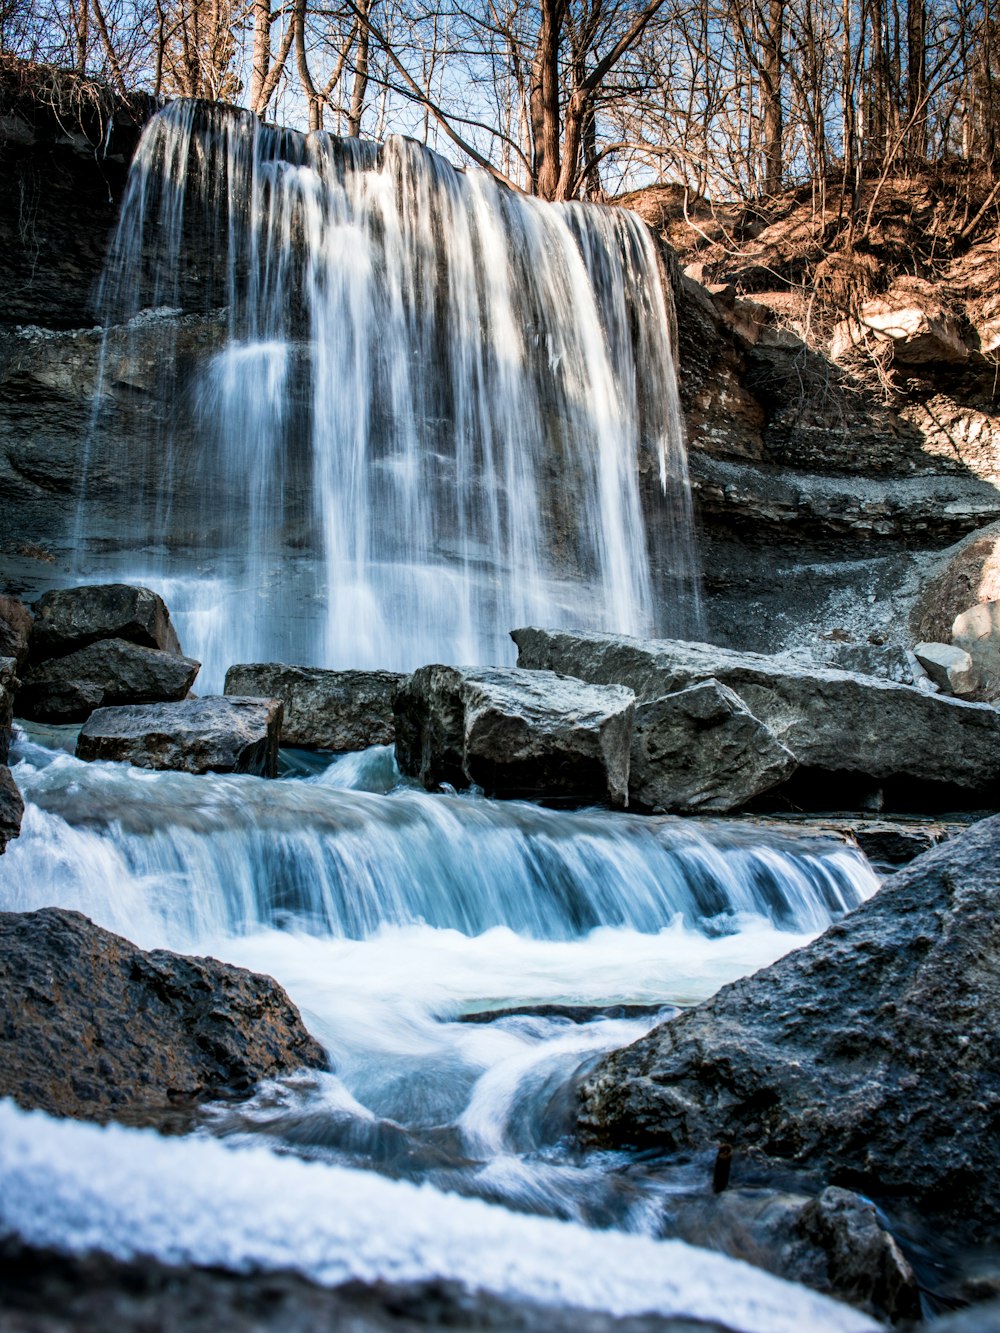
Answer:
[76, 102, 701, 689]
[3, 729, 877, 1270]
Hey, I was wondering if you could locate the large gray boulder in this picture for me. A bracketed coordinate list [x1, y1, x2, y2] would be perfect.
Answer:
[629, 679, 795, 813]
[513, 628, 1000, 802]
[578, 814, 1000, 1235]
[18, 639, 200, 723]
[224, 663, 404, 751]
[76, 696, 283, 777]
[0, 908, 328, 1126]
[394, 665, 634, 806]
[29, 583, 182, 662]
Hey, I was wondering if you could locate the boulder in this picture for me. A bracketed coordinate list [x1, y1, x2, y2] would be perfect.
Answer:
[952, 600, 1000, 702]
[29, 584, 183, 662]
[0, 594, 32, 672]
[629, 680, 795, 813]
[394, 665, 634, 806]
[17, 639, 200, 723]
[578, 815, 1000, 1235]
[0, 766, 23, 854]
[0, 656, 17, 764]
[664, 1185, 919, 1324]
[914, 641, 979, 696]
[911, 520, 1000, 645]
[0, 908, 328, 1125]
[224, 663, 405, 751]
[833, 278, 970, 365]
[75, 696, 283, 777]
[512, 628, 1000, 805]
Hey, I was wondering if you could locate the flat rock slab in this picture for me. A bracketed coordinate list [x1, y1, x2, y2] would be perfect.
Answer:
[76, 696, 283, 777]
[224, 663, 405, 751]
[18, 638, 200, 723]
[630, 679, 795, 813]
[578, 814, 1000, 1236]
[513, 627, 1000, 798]
[0, 908, 328, 1125]
[0, 1244, 747, 1333]
[394, 664, 634, 805]
[29, 583, 182, 661]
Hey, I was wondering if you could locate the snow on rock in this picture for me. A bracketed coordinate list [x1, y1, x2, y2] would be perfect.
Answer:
[0, 1100, 878, 1333]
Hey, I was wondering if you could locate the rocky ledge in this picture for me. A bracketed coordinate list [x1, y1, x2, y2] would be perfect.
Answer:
[0, 908, 329, 1126]
[0, 1243, 746, 1333]
[514, 626, 1000, 810]
[578, 815, 1000, 1236]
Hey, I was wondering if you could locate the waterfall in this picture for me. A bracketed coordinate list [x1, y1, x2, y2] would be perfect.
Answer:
[7, 740, 874, 952]
[78, 102, 701, 689]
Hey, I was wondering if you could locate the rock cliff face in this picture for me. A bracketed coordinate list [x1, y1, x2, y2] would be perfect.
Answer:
[0, 65, 150, 579]
[654, 176, 1000, 653]
[2, 68, 998, 656]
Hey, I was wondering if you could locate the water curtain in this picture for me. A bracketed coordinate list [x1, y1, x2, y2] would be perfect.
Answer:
[84, 102, 700, 684]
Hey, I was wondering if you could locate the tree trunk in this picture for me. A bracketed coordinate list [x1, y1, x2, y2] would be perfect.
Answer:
[761, 0, 784, 194]
[529, 0, 565, 197]
[250, 0, 271, 113]
[906, 0, 926, 159]
[348, 0, 370, 137]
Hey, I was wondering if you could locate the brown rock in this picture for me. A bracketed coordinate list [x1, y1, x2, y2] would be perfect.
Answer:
[911, 520, 1000, 644]
[837, 277, 970, 365]
[0, 908, 328, 1125]
[30, 584, 183, 663]
[0, 594, 32, 672]
[0, 765, 23, 853]
[952, 600, 1000, 702]
[18, 639, 200, 723]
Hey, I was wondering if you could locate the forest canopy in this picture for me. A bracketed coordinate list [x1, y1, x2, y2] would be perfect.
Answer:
[3, 0, 998, 202]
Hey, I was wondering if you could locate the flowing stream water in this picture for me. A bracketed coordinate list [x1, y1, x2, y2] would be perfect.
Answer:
[4, 729, 878, 1241]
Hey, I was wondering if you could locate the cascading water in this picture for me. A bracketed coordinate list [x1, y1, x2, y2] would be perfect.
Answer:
[77, 101, 701, 689]
[5, 727, 878, 1240]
